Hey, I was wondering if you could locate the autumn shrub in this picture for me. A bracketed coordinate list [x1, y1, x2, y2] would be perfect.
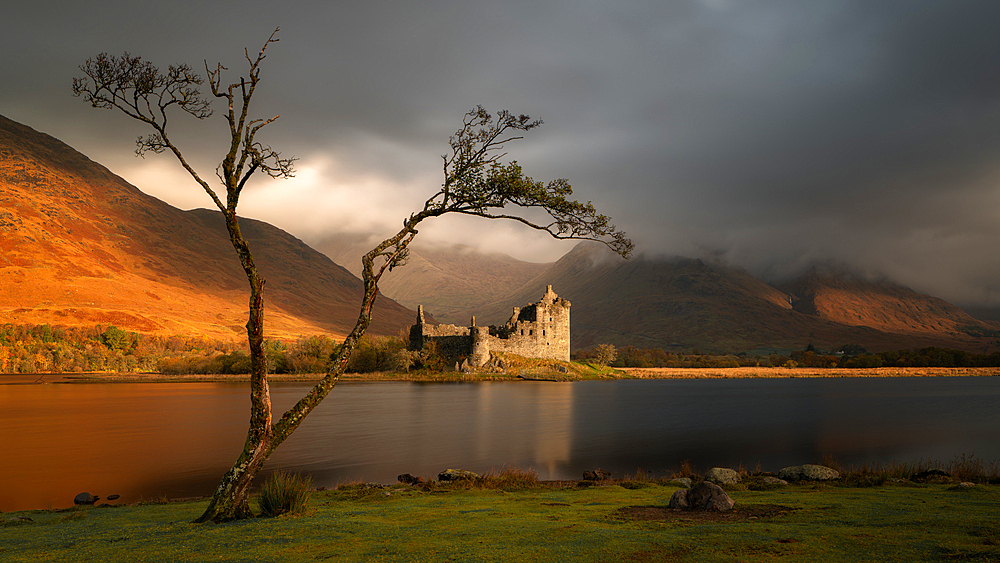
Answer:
[257, 471, 312, 517]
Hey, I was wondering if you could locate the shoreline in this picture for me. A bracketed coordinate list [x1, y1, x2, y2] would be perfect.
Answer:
[3, 366, 998, 384]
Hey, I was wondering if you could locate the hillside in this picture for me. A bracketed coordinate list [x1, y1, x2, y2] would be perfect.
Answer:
[0, 114, 413, 341]
[780, 267, 983, 336]
[314, 234, 551, 325]
[470, 243, 1000, 353]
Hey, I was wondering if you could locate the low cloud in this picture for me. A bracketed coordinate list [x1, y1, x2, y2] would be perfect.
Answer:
[4, 0, 1000, 305]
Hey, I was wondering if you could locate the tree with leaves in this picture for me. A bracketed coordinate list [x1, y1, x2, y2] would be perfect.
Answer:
[593, 343, 618, 367]
[77, 32, 632, 521]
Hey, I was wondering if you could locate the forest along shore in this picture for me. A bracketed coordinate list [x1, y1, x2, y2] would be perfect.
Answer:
[3, 366, 999, 384]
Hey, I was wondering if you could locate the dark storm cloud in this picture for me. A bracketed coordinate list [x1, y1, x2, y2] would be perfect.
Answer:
[3, 0, 1000, 305]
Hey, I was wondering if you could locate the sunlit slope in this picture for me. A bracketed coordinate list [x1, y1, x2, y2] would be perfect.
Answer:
[781, 268, 982, 336]
[0, 114, 413, 340]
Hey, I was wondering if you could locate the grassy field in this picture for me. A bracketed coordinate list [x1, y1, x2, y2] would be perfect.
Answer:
[3, 479, 998, 562]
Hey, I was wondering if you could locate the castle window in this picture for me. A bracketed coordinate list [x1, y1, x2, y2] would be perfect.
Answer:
[542, 330, 546, 336]
[520, 329, 524, 336]
[529, 329, 533, 336]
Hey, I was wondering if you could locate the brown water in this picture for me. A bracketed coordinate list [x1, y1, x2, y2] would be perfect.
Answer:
[2, 377, 999, 512]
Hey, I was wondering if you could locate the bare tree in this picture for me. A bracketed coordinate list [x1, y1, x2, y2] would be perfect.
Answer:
[77, 33, 632, 521]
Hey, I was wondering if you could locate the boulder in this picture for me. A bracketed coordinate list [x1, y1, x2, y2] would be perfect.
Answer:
[438, 469, 480, 482]
[668, 481, 734, 512]
[705, 467, 742, 486]
[778, 464, 840, 481]
[73, 492, 99, 505]
[582, 469, 612, 481]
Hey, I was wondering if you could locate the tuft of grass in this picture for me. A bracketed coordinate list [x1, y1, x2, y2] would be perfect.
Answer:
[257, 471, 312, 517]
[949, 454, 1000, 484]
[671, 459, 700, 481]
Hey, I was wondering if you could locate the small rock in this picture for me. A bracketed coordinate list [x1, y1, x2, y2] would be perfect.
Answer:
[6, 516, 33, 524]
[778, 464, 840, 482]
[668, 477, 693, 489]
[438, 469, 480, 482]
[756, 476, 788, 486]
[106, 494, 121, 501]
[398, 473, 424, 485]
[73, 492, 99, 505]
[705, 467, 742, 486]
[911, 469, 951, 483]
[582, 469, 612, 481]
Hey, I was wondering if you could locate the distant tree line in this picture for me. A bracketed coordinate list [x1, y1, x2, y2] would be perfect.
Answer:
[0, 323, 451, 375]
[0, 323, 229, 374]
[573, 344, 1000, 369]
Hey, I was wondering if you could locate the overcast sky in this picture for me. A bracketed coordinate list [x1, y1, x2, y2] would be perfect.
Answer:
[3, 0, 1000, 307]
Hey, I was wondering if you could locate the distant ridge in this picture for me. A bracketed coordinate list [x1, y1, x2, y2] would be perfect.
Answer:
[0, 113, 414, 340]
[412, 242, 1000, 354]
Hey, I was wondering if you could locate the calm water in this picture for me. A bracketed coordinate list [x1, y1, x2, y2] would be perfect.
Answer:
[2, 377, 998, 511]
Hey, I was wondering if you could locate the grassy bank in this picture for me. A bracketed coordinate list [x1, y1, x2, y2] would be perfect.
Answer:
[3, 478, 998, 562]
[49, 365, 1000, 383]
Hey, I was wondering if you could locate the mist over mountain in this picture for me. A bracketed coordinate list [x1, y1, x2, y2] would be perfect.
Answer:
[0, 114, 413, 340]
[315, 234, 552, 326]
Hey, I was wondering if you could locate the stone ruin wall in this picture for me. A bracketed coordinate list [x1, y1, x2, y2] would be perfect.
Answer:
[409, 321, 471, 359]
[409, 285, 571, 367]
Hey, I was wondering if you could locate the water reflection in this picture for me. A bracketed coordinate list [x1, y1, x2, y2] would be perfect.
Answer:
[2, 377, 998, 511]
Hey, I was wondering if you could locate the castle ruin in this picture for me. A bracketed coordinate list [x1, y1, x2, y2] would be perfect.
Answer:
[408, 285, 571, 367]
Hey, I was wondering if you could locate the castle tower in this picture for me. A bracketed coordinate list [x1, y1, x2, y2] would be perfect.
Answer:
[470, 325, 491, 367]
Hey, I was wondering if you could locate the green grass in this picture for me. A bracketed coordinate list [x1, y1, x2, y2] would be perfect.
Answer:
[3, 482, 998, 562]
[258, 470, 312, 517]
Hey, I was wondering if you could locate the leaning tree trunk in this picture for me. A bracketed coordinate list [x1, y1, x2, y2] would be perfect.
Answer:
[194, 225, 413, 523]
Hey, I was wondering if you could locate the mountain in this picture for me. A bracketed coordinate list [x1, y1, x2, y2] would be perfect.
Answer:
[467, 243, 1000, 353]
[0, 114, 414, 341]
[314, 234, 551, 325]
